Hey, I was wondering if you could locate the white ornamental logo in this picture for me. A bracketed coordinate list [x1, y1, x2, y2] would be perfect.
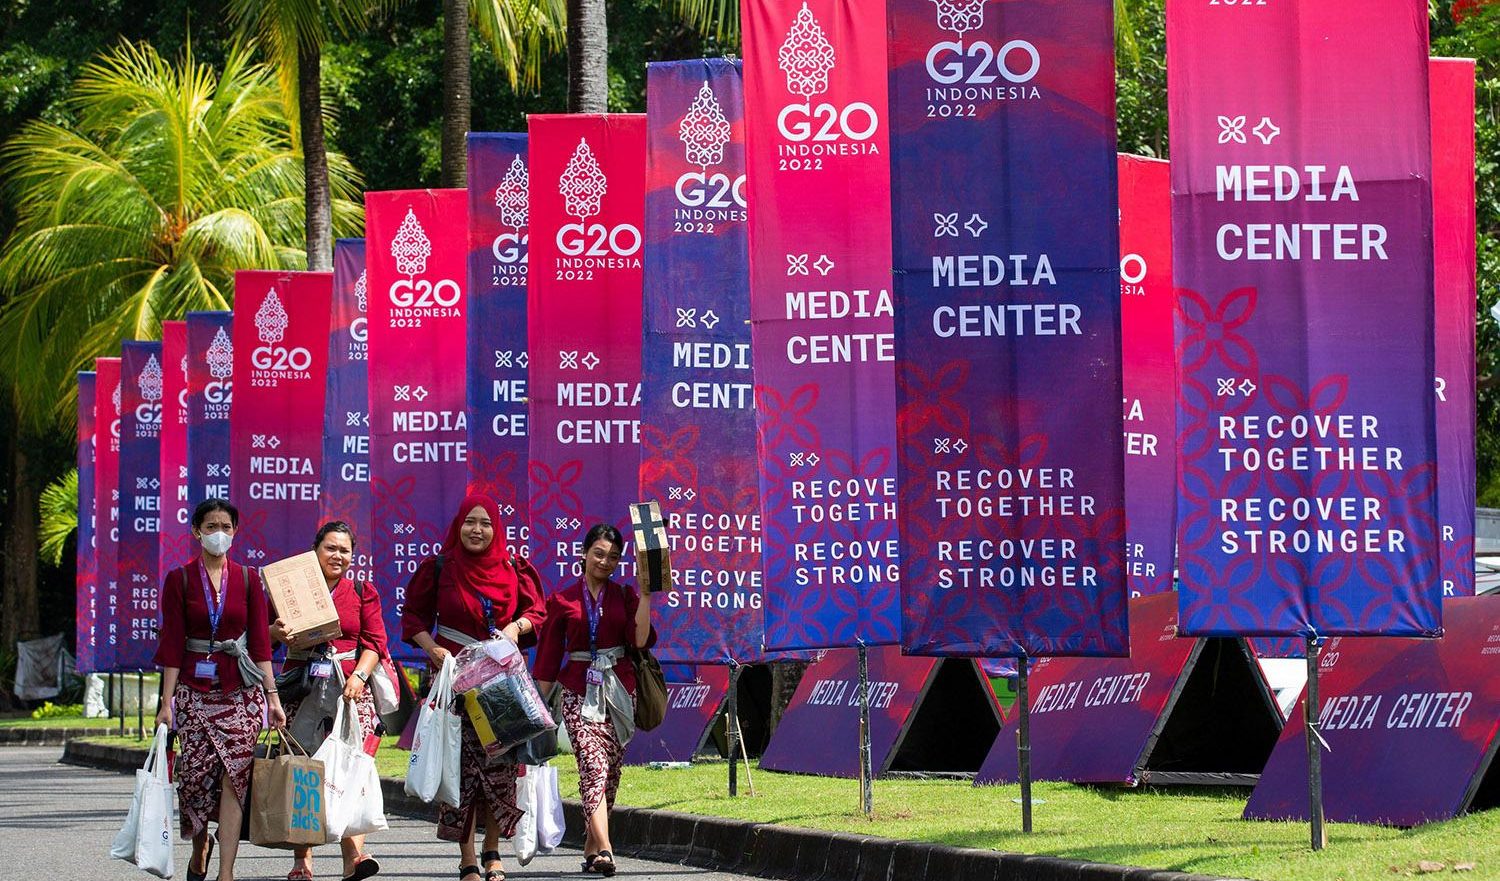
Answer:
[496, 156, 529, 231]
[138, 354, 163, 403]
[354, 270, 368, 313]
[207, 326, 234, 380]
[112, 382, 121, 415]
[560, 138, 608, 221]
[931, 0, 986, 38]
[680, 81, 732, 170]
[254, 287, 290, 345]
[391, 208, 433, 278]
[779, 2, 835, 98]
[180, 355, 188, 381]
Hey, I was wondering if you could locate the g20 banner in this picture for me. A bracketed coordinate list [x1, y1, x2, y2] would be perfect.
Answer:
[159, 320, 195, 576]
[76, 372, 98, 674]
[322, 239, 375, 584]
[186, 311, 233, 506]
[527, 115, 645, 587]
[94, 357, 121, 671]
[1168, 0, 1440, 638]
[643, 59, 768, 664]
[230, 271, 332, 565]
[741, 0, 900, 650]
[888, 0, 1126, 656]
[467, 133, 531, 555]
[366, 189, 470, 656]
[117, 340, 164, 669]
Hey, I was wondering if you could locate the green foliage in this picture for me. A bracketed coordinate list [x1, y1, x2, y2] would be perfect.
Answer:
[1116, 0, 1166, 159]
[30, 701, 84, 719]
[37, 468, 78, 567]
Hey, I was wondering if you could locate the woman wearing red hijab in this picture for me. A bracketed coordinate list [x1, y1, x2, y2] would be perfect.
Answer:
[402, 495, 546, 881]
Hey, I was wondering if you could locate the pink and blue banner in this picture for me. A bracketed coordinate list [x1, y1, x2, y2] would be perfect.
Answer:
[643, 59, 769, 664]
[321, 239, 375, 583]
[888, 0, 1126, 656]
[1168, 0, 1441, 638]
[75, 372, 99, 674]
[230, 271, 332, 565]
[366, 190, 470, 657]
[467, 134, 532, 556]
[1118, 155, 1176, 598]
[159, 321, 194, 577]
[186, 311, 233, 505]
[741, 0, 900, 650]
[117, 340, 163, 669]
[94, 357, 121, 671]
[1432, 59, 1477, 598]
[527, 114, 645, 588]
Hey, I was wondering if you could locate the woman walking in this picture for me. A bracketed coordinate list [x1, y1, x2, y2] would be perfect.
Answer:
[154, 498, 285, 881]
[402, 494, 546, 881]
[534, 523, 656, 877]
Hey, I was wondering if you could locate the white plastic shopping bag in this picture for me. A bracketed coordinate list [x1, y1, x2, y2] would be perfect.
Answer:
[404, 655, 461, 806]
[533, 763, 565, 853]
[513, 770, 539, 865]
[314, 699, 389, 841]
[111, 724, 176, 878]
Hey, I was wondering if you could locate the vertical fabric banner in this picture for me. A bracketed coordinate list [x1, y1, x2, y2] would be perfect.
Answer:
[467, 134, 532, 556]
[527, 115, 645, 588]
[230, 271, 332, 565]
[366, 190, 470, 657]
[117, 340, 163, 669]
[159, 321, 194, 577]
[1169, 0, 1440, 637]
[643, 59, 768, 664]
[888, 0, 1126, 656]
[1432, 58, 1476, 597]
[186, 311, 233, 505]
[1118, 155, 1176, 597]
[94, 357, 121, 670]
[76, 372, 98, 674]
[322, 239, 375, 583]
[742, 0, 901, 650]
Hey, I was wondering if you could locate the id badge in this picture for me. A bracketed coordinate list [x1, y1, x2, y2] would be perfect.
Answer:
[586, 667, 604, 686]
[194, 659, 218, 681]
[310, 660, 334, 679]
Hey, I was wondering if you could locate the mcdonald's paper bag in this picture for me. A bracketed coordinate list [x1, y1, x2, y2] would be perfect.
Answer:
[249, 745, 327, 849]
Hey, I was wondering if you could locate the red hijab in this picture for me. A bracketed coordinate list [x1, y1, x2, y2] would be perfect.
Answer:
[439, 493, 520, 607]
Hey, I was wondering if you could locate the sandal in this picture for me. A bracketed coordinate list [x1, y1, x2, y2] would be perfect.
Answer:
[343, 854, 380, 881]
[582, 854, 598, 874]
[459, 866, 483, 881]
[594, 852, 617, 878]
[288, 869, 315, 881]
[187, 838, 215, 881]
[481, 850, 506, 881]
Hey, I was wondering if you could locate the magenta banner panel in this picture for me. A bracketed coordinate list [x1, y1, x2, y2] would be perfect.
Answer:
[623, 665, 731, 764]
[159, 321, 194, 577]
[186, 311, 233, 506]
[1433, 59, 1476, 598]
[527, 115, 645, 587]
[117, 340, 163, 670]
[76, 372, 99, 674]
[366, 190, 470, 657]
[1169, 0, 1440, 637]
[1119, 155, 1176, 598]
[1246, 597, 1500, 826]
[321, 238, 376, 584]
[230, 271, 332, 565]
[94, 357, 121, 671]
[741, 0, 900, 650]
[643, 59, 770, 663]
[760, 645, 936, 777]
[467, 133, 532, 557]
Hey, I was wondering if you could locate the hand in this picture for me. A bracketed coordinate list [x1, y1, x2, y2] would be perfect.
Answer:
[155, 705, 173, 730]
[343, 673, 367, 701]
[427, 645, 452, 669]
[267, 696, 287, 729]
[269, 618, 288, 644]
[500, 622, 522, 644]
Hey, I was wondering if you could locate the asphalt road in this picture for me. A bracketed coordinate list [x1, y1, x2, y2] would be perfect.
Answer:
[0, 747, 746, 881]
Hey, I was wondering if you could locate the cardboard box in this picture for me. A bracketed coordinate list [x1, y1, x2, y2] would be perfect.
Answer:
[629, 501, 672, 595]
[261, 551, 342, 650]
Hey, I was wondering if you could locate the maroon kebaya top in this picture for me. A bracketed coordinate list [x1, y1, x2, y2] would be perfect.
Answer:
[533, 578, 657, 696]
[400, 554, 547, 657]
[277, 577, 389, 677]
[154, 557, 271, 691]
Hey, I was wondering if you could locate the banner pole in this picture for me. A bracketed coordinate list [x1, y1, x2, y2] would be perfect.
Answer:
[1305, 636, 1325, 850]
[118, 674, 126, 736]
[1017, 655, 1033, 834]
[136, 672, 144, 739]
[857, 644, 873, 817]
[727, 664, 741, 797]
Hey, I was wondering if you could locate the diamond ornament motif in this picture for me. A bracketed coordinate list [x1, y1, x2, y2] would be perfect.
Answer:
[139, 354, 163, 403]
[680, 81, 733, 169]
[930, 0, 986, 37]
[207, 327, 234, 380]
[391, 208, 433, 278]
[779, 2, 836, 98]
[496, 156, 529, 230]
[254, 287, 290, 345]
[560, 138, 608, 220]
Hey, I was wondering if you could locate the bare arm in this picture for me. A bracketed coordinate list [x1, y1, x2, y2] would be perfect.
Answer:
[154, 667, 179, 728]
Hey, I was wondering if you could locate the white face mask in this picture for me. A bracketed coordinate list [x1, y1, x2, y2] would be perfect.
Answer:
[199, 531, 233, 557]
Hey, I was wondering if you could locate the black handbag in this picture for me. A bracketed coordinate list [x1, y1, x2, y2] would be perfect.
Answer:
[509, 686, 563, 765]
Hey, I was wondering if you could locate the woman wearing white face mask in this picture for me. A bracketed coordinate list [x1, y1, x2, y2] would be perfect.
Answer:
[155, 498, 286, 881]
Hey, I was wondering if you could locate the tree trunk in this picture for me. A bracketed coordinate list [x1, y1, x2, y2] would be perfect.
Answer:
[566, 0, 608, 113]
[2, 441, 40, 653]
[441, 0, 471, 188]
[299, 40, 333, 273]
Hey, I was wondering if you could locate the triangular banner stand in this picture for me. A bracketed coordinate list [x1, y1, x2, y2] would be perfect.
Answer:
[760, 645, 1003, 778]
[976, 593, 1283, 786]
[623, 665, 731, 765]
[1246, 596, 1500, 826]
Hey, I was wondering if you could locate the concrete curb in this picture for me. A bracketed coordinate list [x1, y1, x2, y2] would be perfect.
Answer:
[60, 742, 1245, 881]
[0, 726, 145, 746]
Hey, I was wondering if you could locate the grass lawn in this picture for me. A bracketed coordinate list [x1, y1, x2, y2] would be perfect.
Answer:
[77, 735, 1495, 881]
[0, 714, 125, 729]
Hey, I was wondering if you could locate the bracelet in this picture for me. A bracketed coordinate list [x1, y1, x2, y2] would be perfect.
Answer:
[264, 687, 278, 694]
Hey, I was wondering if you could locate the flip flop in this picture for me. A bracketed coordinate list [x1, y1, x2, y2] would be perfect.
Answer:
[343, 854, 380, 881]
[593, 852, 617, 878]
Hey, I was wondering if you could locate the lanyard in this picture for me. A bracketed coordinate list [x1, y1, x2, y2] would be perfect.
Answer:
[480, 597, 501, 639]
[582, 583, 604, 661]
[198, 563, 224, 643]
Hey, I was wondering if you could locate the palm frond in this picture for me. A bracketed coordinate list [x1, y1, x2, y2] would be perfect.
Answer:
[38, 469, 80, 567]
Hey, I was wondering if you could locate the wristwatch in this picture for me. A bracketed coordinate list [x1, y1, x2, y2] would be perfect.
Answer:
[354, 670, 371, 683]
